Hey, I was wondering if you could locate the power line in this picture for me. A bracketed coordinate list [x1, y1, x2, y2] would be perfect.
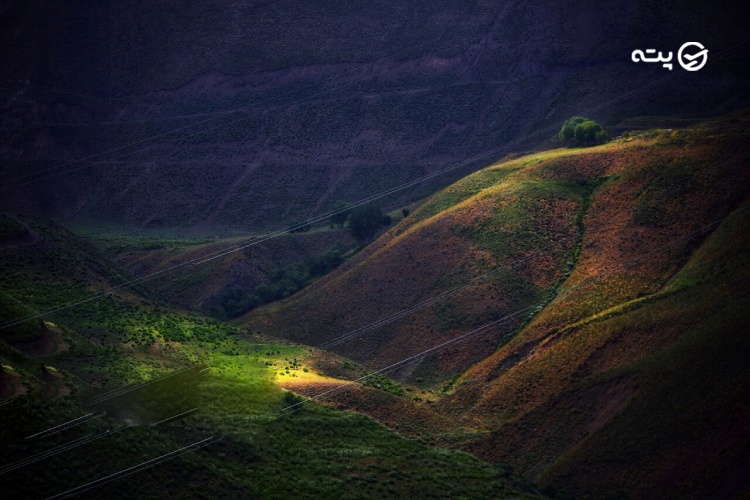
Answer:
[24, 413, 100, 440]
[280, 203, 749, 413]
[45, 436, 218, 499]
[5, 38, 747, 332]
[0, 425, 130, 476]
[1, 36, 747, 499]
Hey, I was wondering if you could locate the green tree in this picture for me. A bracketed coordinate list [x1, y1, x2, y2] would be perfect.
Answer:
[348, 204, 389, 244]
[559, 116, 608, 147]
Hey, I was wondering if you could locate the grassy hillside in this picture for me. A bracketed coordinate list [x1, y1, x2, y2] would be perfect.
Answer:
[0, 216, 538, 498]
[243, 116, 750, 497]
[447, 200, 750, 499]
[244, 122, 748, 381]
[94, 227, 355, 316]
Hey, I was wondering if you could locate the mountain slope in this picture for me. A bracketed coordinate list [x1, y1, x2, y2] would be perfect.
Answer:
[2, 1, 749, 232]
[447, 200, 750, 498]
[243, 116, 750, 497]
[244, 120, 750, 382]
[96, 228, 355, 315]
[244, 148, 591, 382]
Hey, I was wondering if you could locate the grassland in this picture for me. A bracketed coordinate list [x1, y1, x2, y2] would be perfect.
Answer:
[0, 214, 538, 498]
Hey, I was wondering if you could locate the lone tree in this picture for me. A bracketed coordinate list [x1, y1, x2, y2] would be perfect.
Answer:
[348, 204, 390, 244]
[559, 116, 608, 147]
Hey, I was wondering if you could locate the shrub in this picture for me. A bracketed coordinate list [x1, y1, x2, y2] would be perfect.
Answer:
[307, 244, 344, 277]
[282, 391, 304, 412]
[559, 116, 608, 147]
[348, 204, 390, 244]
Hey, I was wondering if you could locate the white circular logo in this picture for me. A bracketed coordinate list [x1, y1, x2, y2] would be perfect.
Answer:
[678, 42, 708, 71]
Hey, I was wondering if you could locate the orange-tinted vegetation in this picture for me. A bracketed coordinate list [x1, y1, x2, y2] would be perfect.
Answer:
[245, 118, 750, 498]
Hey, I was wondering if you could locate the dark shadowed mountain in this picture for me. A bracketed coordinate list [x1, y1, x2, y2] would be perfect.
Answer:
[2, 1, 749, 233]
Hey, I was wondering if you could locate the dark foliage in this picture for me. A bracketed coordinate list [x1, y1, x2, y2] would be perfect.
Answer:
[348, 204, 391, 244]
[217, 245, 345, 317]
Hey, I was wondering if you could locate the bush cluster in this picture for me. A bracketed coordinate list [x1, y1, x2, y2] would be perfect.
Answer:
[345, 204, 392, 244]
[559, 116, 608, 147]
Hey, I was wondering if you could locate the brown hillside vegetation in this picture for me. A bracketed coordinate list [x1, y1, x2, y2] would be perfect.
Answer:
[447, 201, 750, 498]
[244, 123, 749, 382]
[244, 116, 750, 498]
[244, 150, 590, 382]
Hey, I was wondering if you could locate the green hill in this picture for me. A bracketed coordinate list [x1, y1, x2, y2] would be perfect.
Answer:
[242, 114, 750, 497]
[0, 215, 539, 498]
